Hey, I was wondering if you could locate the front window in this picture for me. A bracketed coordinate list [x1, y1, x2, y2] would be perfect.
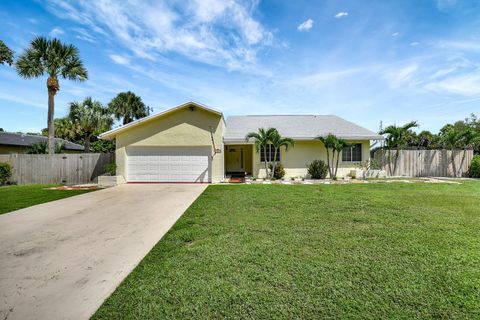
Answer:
[342, 143, 362, 162]
[260, 144, 280, 162]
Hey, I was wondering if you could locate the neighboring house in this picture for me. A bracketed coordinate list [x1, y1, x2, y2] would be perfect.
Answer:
[0, 132, 84, 154]
[99, 101, 382, 183]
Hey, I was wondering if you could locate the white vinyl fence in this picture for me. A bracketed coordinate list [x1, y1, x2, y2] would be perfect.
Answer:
[373, 149, 473, 177]
[0, 153, 115, 185]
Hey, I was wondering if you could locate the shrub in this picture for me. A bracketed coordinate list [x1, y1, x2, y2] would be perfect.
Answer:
[0, 162, 12, 185]
[269, 163, 285, 179]
[104, 163, 117, 176]
[307, 160, 328, 179]
[468, 155, 480, 178]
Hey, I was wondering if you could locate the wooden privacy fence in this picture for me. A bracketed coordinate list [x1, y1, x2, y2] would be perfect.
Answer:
[373, 149, 473, 177]
[0, 153, 115, 185]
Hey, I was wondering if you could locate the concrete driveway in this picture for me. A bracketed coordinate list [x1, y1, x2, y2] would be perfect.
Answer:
[0, 184, 207, 320]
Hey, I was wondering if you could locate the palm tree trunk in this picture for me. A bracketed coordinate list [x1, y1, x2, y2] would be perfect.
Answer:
[47, 88, 55, 155]
[263, 145, 269, 179]
[272, 147, 278, 179]
[451, 148, 457, 178]
[326, 148, 332, 178]
[84, 135, 91, 153]
[393, 149, 400, 176]
[334, 150, 340, 178]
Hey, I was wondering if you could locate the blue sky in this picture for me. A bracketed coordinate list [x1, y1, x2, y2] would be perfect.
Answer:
[1, 0, 480, 134]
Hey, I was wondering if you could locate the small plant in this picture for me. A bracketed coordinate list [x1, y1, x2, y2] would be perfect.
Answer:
[468, 155, 480, 178]
[0, 162, 12, 185]
[307, 159, 328, 179]
[104, 163, 117, 176]
[355, 159, 382, 171]
[269, 163, 285, 179]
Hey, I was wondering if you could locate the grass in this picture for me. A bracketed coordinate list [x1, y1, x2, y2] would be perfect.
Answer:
[0, 184, 96, 215]
[93, 182, 480, 319]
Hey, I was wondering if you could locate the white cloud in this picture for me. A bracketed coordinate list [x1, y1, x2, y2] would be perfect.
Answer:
[44, 0, 273, 71]
[49, 27, 64, 37]
[109, 54, 130, 65]
[385, 64, 419, 88]
[392, 32, 399, 37]
[410, 41, 420, 46]
[73, 28, 96, 43]
[297, 19, 314, 32]
[334, 12, 348, 18]
[425, 73, 480, 96]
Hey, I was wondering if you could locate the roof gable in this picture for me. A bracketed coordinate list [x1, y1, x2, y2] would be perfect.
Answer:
[100, 101, 224, 139]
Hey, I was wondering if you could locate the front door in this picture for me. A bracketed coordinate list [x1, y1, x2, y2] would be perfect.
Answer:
[226, 146, 244, 173]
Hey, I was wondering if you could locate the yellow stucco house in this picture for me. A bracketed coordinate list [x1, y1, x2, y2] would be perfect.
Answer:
[99, 101, 382, 183]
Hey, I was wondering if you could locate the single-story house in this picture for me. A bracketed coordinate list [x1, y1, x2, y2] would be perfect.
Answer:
[0, 132, 84, 154]
[99, 101, 382, 183]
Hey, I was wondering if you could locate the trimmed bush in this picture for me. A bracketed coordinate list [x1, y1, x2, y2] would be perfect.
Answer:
[468, 155, 480, 178]
[0, 162, 12, 185]
[105, 163, 117, 176]
[268, 163, 286, 179]
[307, 160, 328, 179]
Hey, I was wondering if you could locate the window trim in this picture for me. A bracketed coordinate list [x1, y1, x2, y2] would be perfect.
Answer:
[342, 143, 362, 162]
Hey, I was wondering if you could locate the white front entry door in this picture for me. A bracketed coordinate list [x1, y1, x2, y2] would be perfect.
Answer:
[126, 146, 211, 182]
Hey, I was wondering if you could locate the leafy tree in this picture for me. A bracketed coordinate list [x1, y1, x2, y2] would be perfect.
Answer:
[69, 97, 113, 152]
[379, 121, 418, 176]
[108, 91, 148, 125]
[245, 127, 276, 179]
[269, 129, 294, 179]
[0, 40, 14, 66]
[90, 139, 115, 153]
[16, 37, 88, 154]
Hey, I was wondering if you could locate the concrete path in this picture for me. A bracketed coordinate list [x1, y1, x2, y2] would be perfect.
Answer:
[0, 184, 207, 320]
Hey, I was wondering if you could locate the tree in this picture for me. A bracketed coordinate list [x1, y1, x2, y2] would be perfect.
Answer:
[108, 91, 148, 125]
[441, 126, 463, 177]
[332, 138, 349, 178]
[53, 117, 79, 141]
[316, 134, 348, 179]
[269, 129, 294, 178]
[459, 127, 480, 175]
[379, 121, 419, 176]
[0, 40, 14, 66]
[26, 141, 65, 154]
[16, 37, 87, 154]
[69, 97, 112, 152]
[245, 127, 276, 179]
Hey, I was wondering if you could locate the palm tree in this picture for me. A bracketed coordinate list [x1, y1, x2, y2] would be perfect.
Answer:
[332, 138, 349, 179]
[245, 127, 276, 179]
[269, 129, 294, 178]
[54, 117, 79, 142]
[379, 121, 418, 176]
[441, 126, 463, 177]
[16, 37, 88, 154]
[0, 40, 14, 65]
[108, 91, 148, 125]
[316, 134, 339, 178]
[69, 97, 113, 152]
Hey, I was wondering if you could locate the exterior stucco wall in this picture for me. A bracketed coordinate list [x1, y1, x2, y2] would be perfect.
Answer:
[115, 106, 225, 183]
[251, 140, 371, 179]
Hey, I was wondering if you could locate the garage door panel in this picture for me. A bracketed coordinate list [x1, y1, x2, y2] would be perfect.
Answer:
[127, 147, 211, 182]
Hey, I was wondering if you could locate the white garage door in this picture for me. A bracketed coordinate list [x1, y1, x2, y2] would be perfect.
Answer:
[127, 147, 211, 183]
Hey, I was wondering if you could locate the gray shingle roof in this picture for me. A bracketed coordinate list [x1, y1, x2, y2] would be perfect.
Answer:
[0, 132, 84, 150]
[224, 115, 383, 141]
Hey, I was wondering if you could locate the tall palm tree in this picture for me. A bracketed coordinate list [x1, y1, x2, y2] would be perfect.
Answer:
[441, 127, 464, 177]
[108, 91, 148, 125]
[316, 134, 339, 178]
[379, 121, 418, 176]
[69, 97, 113, 152]
[16, 37, 88, 154]
[269, 129, 294, 178]
[245, 127, 276, 179]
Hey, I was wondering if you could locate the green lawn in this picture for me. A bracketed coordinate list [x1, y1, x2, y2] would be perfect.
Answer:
[93, 182, 480, 319]
[0, 185, 96, 215]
